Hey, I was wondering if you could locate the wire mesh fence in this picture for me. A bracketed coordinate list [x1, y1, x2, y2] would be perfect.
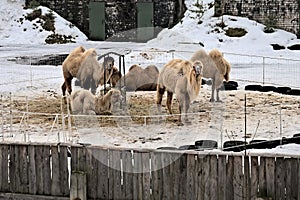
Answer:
[1, 50, 300, 91]
[1, 92, 299, 147]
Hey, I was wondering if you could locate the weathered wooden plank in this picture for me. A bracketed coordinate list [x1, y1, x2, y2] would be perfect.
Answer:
[186, 154, 196, 200]
[243, 156, 251, 200]
[71, 146, 79, 172]
[218, 155, 226, 200]
[9, 144, 16, 193]
[142, 152, 151, 200]
[71, 146, 86, 173]
[122, 150, 133, 200]
[28, 145, 37, 195]
[265, 157, 275, 199]
[178, 153, 187, 199]
[14, 145, 21, 193]
[298, 158, 300, 200]
[42, 145, 51, 196]
[70, 171, 87, 200]
[275, 157, 285, 200]
[150, 151, 163, 200]
[196, 155, 204, 200]
[286, 158, 292, 199]
[96, 148, 109, 199]
[59, 145, 70, 196]
[18, 145, 29, 194]
[233, 156, 243, 200]
[171, 152, 181, 200]
[86, 148, 97, 199]
[0, 192, 69, 200]
[0, 144, 9, 192]
[250, 156, 259, 200]
[50, 145, 61, 196]
[109, 149, 122, 199]
[35, 145, 44, 195]
[203, 155, 210, 200]
[258, 156, 267, 197]
[210, 155, 218, 200]
[161, 151, 173, 200]
[132, 151, 143, 200]
[226, 156, 234, 200]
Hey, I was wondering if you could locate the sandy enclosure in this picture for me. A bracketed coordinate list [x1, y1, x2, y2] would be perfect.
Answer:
[1, 85, 300, 149]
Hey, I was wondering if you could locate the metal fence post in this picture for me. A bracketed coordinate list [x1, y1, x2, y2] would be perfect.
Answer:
[262, 56, 265, 85]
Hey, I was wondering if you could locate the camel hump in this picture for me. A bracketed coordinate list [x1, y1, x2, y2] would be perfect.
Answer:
[129, 64, 140, 71]
[208, 48, 223, 59]
[144, 65, 159, 74]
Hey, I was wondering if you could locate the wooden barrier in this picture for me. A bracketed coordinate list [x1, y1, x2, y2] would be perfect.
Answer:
[0, 143, 299, 199]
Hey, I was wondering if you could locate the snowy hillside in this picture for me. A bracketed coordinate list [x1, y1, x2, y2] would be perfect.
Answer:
[0, 0, 87, 45]
[0, 0, 299, 59]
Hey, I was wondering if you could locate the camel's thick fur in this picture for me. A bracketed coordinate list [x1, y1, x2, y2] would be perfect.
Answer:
[120, 64, 159, 91]
[108, 66, 122, 87]
[157, 59, 203, 123]
[61, 46, 116, 98]
[71, 89, 121, 115]
[190, 49, 231, 102]
[61, 46, 85, 97]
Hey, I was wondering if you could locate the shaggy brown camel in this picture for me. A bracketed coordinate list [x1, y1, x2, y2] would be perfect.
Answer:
[157, 59, 203, 124]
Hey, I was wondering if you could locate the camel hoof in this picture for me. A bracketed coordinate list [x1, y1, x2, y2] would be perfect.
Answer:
[177, 122, 184, 126]
[216, 100, 223, 103]
[210, 99, 215, 102]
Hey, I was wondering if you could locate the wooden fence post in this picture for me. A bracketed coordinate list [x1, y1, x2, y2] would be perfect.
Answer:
[70, 171, 87, 200]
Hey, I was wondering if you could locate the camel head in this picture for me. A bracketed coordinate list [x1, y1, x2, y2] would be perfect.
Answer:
[109, 89, 123, 104]
[103, 56, 115, 70]
[192, 60, 203, 78]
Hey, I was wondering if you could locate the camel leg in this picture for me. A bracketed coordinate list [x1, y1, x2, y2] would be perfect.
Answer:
[216, 88, 221, 102]
[179, 94, 190, 124]
[184, 94, 190, 122]
[156, 86, 165, 113]
[61, 81, 67, 97]
[210, 79, 216, 102]
[166, 91, 173, 114]
[90, 79, 96, 94]
[215, 77, 224, 102]
[65, 77, 73, 95]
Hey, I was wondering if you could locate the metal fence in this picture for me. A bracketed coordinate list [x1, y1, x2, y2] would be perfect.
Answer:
[1, 50, 300, 92]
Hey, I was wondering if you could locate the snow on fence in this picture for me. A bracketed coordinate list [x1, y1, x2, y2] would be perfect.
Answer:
[0, 143, 299, 199]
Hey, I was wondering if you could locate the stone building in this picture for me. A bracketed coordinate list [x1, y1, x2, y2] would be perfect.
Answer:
[214, 0, 300, 38]
[25, 0, 186, 41]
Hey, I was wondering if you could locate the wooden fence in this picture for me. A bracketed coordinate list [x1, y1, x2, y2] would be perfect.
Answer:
[0, 142, 299, 200]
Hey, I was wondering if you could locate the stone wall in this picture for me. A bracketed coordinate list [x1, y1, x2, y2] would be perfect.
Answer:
[215, 0, 300, 37]
[25, 0, 186, 40]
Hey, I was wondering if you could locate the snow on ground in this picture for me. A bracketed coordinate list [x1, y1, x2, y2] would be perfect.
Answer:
[0, 0, 300, 154]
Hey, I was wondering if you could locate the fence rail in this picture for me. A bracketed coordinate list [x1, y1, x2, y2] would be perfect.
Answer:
[0, 143, 299, 199]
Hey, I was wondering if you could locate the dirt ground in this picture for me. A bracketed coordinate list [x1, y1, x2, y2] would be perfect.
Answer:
[2, 86, 300, 148]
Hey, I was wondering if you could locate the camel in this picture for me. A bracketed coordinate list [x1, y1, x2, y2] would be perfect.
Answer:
[190, 49, 231, 102]
[71, 88, 121, 115]
[118, 64, 159, 91]
[61, 46, 116, 99]
[157, 59, 203, 124]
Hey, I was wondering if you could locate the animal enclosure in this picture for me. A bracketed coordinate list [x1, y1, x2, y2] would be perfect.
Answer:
[0, 143, 299, 199]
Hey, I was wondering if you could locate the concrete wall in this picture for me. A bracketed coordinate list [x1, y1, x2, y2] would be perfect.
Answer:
[25, 0, 186, 40]
[215, 0, 300, 37]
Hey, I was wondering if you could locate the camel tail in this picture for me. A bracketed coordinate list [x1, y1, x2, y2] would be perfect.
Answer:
[224, 72, 229, 82]
[224, 60, 231, 82]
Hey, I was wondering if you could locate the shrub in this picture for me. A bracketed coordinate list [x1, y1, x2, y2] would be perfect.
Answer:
[225, 27, 247, 37]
